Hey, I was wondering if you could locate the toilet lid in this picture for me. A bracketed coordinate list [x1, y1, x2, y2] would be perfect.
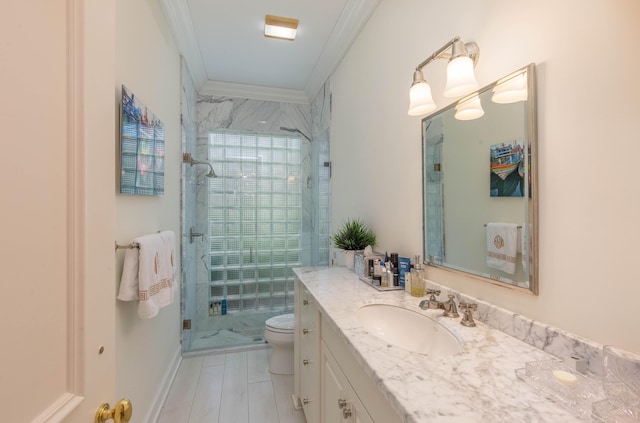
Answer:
[265, 313, 295, 333]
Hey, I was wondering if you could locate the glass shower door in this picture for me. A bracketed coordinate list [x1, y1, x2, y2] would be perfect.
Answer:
[187, 131, 302, 351]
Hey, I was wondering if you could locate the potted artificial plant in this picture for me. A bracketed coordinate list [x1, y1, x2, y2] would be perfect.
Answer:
[331, 218, 376, 269]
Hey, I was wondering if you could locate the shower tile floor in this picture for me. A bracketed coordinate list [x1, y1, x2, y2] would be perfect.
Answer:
[187, 310, 289, 351]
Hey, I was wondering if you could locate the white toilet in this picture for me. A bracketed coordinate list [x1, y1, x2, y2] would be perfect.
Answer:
[264, 313, 295, 375]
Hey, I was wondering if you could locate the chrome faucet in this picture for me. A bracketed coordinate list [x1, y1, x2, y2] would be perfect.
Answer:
[419, 290, 459, 318]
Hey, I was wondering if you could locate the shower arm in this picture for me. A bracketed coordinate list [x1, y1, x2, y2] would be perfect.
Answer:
[183, 153, 217, 178]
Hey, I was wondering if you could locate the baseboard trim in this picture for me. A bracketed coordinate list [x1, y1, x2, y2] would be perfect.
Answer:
[147, 346, 182, 423]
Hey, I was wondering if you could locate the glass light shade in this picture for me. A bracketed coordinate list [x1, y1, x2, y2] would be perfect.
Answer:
[264, 25, 297, 40]
[408, 81, 437, 116]
[455, 95, 484, 120]
[492, 73, 528, 103]
[444, 56, 479, 98]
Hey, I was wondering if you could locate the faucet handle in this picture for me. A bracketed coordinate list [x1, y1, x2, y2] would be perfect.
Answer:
[458, 301, 477, 327]
[425, 289, 441, 301]
[442, 294, 459, 318]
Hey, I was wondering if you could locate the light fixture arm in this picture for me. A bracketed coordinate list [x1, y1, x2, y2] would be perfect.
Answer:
[414, 36, 479, 72]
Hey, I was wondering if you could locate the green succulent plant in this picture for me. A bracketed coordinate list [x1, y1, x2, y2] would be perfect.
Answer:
[331, 219, 376, 251]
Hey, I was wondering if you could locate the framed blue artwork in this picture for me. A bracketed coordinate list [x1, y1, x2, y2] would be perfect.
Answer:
[120, 85, 165, 196]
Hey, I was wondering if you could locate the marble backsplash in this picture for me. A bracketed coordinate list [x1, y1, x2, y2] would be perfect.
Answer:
[425, 279, 606, 377]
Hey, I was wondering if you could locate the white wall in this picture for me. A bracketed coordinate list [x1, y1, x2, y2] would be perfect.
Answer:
[115, 0, 182, 419]
[330, 0, 640, 352]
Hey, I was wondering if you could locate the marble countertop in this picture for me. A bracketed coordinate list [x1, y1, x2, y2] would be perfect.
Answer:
[294, 266, 584, 423]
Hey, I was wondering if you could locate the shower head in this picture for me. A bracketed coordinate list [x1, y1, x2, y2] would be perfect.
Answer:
[187, 158, 218, 178]
[204, 163, 217, 178]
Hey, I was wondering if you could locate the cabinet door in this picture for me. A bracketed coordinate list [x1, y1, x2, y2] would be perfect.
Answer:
[351, 395, 374, 423]
[322, 343, 348, 422]
[322, 343, 374, 423]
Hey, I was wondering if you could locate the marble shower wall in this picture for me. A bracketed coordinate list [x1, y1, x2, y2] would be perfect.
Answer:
[181, 59, 198, 348]
[311, 82, 331, 266]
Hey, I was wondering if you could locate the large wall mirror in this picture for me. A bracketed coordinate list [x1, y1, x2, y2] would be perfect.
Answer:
[422, 63, 538, 294]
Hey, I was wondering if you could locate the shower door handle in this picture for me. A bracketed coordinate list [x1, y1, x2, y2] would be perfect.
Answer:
[249, 247, 253, 263]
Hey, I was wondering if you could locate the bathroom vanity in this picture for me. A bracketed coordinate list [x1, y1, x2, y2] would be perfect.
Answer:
[293, 266, 586, 422]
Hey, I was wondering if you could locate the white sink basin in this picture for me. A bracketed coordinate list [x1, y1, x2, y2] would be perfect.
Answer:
[356, 304, 463, 356]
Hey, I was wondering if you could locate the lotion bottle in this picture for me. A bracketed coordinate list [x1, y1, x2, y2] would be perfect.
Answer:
[410, 255, 425, 297]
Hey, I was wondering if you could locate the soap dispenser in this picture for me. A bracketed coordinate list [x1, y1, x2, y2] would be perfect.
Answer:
[410, 255, 425, 297]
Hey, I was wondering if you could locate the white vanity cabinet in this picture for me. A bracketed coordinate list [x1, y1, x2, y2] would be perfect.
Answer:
[322, 342, 373, 423]
[294, 277, 402, 423]
[295, 280, 320, 423]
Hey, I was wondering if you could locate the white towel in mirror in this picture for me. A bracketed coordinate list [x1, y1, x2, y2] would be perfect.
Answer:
[486, 223, 518, 274]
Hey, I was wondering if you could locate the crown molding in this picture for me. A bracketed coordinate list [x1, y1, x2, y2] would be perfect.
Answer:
[304, 0, 382, 100]
[159, 0, 208, 89]
[200, 80, 310, 104]
[161, 0, 382, 103]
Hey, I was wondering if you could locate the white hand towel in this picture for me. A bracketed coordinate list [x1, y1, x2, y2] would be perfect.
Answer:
[486, 223, 518, 274]
[117, 247, 140, 301]
[158, 230, 177, 301]
[116, 232, 177, 318]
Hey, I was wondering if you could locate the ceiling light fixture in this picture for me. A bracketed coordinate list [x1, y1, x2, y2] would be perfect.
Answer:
[408, 36, 480, 116]
[264, 15, 299, 41]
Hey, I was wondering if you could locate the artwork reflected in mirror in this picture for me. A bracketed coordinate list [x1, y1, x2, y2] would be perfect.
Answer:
[490, 141, 525, 197]
[423, 64, 537, 294]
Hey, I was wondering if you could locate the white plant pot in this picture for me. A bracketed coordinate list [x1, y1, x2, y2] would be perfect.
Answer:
[344, 250, 356, 270]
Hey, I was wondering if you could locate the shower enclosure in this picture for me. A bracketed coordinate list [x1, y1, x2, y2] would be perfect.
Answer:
[182, 133, 331, 352]
[180, 64, 331, 352]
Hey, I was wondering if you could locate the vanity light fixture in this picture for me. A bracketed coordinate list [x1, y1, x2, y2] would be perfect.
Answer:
[408, 36, 480, 116]
[492, 72, 528, 104]
[264, 15, 299, 41]
[454, 94, 484, 120]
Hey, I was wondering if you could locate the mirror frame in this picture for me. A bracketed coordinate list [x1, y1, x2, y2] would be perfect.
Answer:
[422, 63, 538, 295]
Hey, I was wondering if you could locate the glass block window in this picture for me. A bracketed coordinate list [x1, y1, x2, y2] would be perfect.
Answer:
[207, 130, 301, 313]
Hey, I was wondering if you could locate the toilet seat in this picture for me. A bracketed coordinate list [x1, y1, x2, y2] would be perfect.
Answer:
[265, 313, 294, 334]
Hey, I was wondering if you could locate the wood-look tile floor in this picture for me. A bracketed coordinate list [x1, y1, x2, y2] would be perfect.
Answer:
[158, 347, 306, 423]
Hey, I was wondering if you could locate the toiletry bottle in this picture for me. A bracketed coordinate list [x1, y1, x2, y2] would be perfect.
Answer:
[221, 298, 227, 315]
[404, 271, 412, 294]
[385, 261, 394, 287]
[390, 253, 399, 286]
[372, 258, 381, 285]
[410, 255, 426, 297]
[380, 261, 388, 287]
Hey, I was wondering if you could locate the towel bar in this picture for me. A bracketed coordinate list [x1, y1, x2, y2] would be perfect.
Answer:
[114, 241, 140, 251]
[483, 224, 522, 228]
